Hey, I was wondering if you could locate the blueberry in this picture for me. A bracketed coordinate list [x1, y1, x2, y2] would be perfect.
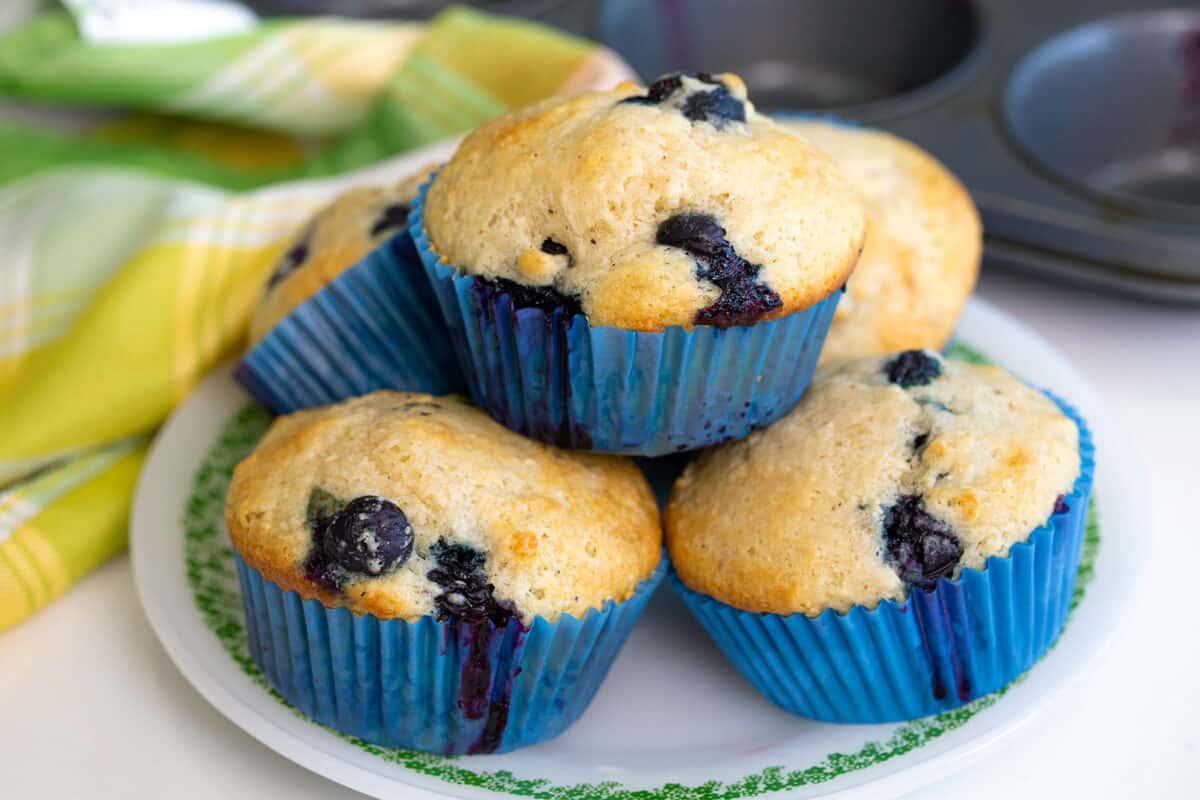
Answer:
[320, 495, 414, 576]
[912, 432, 930, 450]
[426, 538, 517, 627]
[426, 538, 521, 753]
[656, 213, 782, 327]
[540, 237, 569, 256]
[369, 202, 411, 237]
[620, 72, 745, 128]
[1053, 494, 1070, 514]
[472, 276, 583, 318]
[681, 86, 746, 128]
[656, 212, 726, 257]
[882, 495, 963, 590]
[885, 350, 943, 388]
[626, 72, 720, 104]
[266, 236, 311, 289]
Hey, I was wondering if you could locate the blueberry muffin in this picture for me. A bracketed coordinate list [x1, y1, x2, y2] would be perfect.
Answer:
[411, 73, 865, 455]
[248, 166, 434, 345]
[422, 73, 866, 331]
[782, 121, 981, 364]
[227, 391, 661, 621]
[665, 349, 1092, 721]
[226, 390, 664, 753]
[667, 350, 1080, 615]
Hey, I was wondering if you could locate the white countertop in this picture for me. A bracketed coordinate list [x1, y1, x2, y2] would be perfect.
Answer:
[1, 268, 1197, 799]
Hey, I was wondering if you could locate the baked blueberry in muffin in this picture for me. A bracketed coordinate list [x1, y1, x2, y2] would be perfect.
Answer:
[248, 166, 434, 344]
[620, 72, 747, 129]
[666, 350, 1081, 614]
[422, 72, 865, 332]
[782, 120, 982, 365]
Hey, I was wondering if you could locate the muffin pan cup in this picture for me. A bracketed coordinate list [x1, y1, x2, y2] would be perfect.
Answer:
[235, 553, 667, 754]
[408, 182, 841, 457]
[235, 231, 465, 415]
[670, 394, 1095, 723]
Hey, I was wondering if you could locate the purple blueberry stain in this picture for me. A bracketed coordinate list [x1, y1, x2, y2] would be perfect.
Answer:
[1053, 494, 1070, 515]
[301, 487, 349, 591]
[656, 212, 782, 327]
[471, 275, 583, 319]
[885, 350, 943, 388]
[426, 538, 523, 754]
[882, 495, 963, 590]
[427, 539, 517, 627]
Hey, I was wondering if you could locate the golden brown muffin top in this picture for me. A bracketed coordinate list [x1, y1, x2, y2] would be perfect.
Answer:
[782, 121, 981, 364]
[423, 73, 866, 331]
[667, 352, 1080, 616]
[226, 391, 662, 623]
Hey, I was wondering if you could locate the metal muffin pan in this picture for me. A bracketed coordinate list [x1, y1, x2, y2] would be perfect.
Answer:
[596, 0, 1200, 303]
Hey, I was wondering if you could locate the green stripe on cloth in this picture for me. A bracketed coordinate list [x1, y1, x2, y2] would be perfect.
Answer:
[0, 10, 271, 108]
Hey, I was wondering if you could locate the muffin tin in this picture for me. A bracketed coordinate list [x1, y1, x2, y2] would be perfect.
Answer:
[597, 0, 1200, 303]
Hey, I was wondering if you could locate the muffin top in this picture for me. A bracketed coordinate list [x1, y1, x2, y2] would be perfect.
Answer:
[249, 167, 433, 345]
[422, 73, 866, 331]
[666, 351, 1081, 616]
[782, 121, 981, 365]
[226, 391, 662, 623]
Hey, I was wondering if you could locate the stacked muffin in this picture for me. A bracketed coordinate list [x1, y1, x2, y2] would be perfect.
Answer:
[227, 71, 1093, 751]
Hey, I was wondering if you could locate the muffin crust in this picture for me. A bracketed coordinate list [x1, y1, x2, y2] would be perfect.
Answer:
[424, 74, 866, 331]
[249, 166, 434, 344]
[667, 352, 1080, 616]
[226, 391, 662, 623]
[783, 121, 981, 364]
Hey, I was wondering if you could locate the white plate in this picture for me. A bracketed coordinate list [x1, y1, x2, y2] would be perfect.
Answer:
[131, 296, 1146, 800]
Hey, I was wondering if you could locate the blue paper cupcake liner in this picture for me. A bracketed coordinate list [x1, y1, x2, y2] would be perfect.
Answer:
[408, 181, 841, 456]
[670, 393, 1095, 723]
[236, 231, 464, 415]
[235, 553, 666, 754]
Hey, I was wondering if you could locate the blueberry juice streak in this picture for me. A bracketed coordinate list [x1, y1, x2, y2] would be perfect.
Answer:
[427, 539, 525, 754]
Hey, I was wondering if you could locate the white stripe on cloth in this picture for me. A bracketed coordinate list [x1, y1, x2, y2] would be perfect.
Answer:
[0, 436, 143, 544]
[166, 23, 367, 135]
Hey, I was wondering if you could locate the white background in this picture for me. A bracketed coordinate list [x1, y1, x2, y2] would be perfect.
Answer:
[1, 268, 1197, 798]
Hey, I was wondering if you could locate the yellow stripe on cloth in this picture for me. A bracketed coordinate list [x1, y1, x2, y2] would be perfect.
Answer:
[0, 443, 146, 633]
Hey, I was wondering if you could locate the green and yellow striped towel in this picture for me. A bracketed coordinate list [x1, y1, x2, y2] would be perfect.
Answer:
[0, 4, 633, 632]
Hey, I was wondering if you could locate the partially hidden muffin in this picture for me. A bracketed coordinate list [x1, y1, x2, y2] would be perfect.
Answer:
[227, 391, 661, 622]
[667, 350, 1080, 616]
[782, 120, 981, 364]
[423, 73, 866, 331]
[248, 166, 434, 345]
